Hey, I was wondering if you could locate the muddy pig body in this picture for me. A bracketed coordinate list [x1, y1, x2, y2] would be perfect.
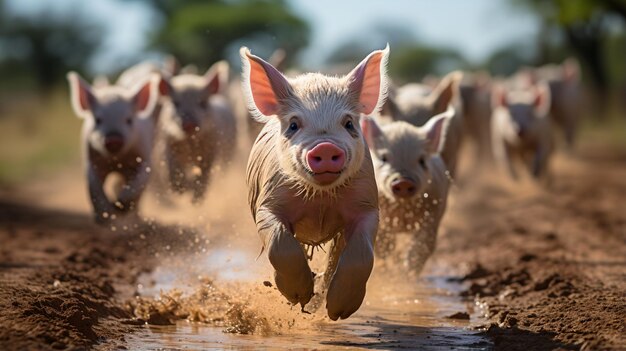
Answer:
[379, 72, 464, 178]
[362, 108, 453, 274]
[158, 61, 237, 203]
[242, 46, 389, 320]
[67, 72, 159, 224]
[491, 83, 553, 180]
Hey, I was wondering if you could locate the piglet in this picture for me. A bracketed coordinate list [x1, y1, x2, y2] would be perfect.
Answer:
[67, 72, 159, 224]
[380, 72, 464, 177]
[241, 46, 388, 320]
[491, 82, 553, 180]
[158, 61, 237, 203]
[362, 108, 453, 274]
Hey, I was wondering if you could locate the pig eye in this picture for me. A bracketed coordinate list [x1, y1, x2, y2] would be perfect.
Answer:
[380, 153, 388, 163]
[419, 157, 427, 169]
[288, 120, 299, 132]
[126, 117, 133, 126]
[344, 120, 354, 131]
[199, 100, 208, 108]
[95, 117, 102, 126]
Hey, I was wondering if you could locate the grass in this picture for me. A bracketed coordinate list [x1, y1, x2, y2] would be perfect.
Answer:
[0, 90, 82, 185]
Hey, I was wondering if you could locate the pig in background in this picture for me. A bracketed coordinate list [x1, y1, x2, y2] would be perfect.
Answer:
[242, 45, 388, 320]
[362, 108, 453, 275]
[491, 82, 554, 181]
[459, 72, 494, 164]
[67, 72, 160, 224]
[156, 60, 237, 204]
[518, 59, 582, 150]
[377, 71, 464, 178]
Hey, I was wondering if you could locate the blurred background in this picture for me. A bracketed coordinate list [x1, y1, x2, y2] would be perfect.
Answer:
[0, 0, 625, 185]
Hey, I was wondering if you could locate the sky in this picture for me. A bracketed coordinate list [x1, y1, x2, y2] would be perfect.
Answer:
[6, 0, 540, 73]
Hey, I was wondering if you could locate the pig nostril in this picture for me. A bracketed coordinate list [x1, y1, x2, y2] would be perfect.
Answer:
[332, 155, 339, 161]
[314, 156, 322, 162]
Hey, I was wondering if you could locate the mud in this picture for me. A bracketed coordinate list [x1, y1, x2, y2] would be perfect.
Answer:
[0, 141, 625, 350]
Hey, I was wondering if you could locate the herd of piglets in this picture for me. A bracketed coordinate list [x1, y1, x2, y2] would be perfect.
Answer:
[67, 45, 581, 320]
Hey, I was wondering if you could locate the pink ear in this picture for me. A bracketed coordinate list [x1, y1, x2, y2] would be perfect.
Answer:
[240, 47, 292, 120]
[158, 76, 171, 96]
[492, 86, 508, 109]
[563, 58, 580, 83]
[67, 71, 96, 117]
[423, 108, 452, 154]
[431, 71, 462, 115]
[348, 45, 389, 115]
[533, 83, 551, 117]
[204, 61, 228, 95]
[132, 78, 155, 115]
[360, 116, 383, 148]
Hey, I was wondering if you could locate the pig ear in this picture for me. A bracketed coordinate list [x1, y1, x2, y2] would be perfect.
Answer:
[204, 60, 229, 95]
[240, 46, 293, 123]
[491, 86, 508, 109]
[158, 75, 173, 97]
[430, 71, 462, 115]
[562, 58, 580, 83]
[131, 75, 158, 119]
[423, 106, 453, 154]
[347, 44, 390, 115]
[360, 116, 385, 148]
[67, 71, 97, 119]
[534, 83, 551, 118]
[164, 55, 180, 76]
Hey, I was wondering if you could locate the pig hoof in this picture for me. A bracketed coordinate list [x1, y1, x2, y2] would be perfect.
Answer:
[326, 287, 365, 321]
[274, 271, 314, 307]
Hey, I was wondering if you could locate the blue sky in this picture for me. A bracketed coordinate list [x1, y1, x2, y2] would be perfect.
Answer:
[7, 0, 540, 73]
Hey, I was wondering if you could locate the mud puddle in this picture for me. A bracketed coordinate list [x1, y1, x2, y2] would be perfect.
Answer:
[125, 246, 492, 350]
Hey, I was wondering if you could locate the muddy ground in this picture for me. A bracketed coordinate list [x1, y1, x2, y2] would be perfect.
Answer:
[0, 141, 624, 351]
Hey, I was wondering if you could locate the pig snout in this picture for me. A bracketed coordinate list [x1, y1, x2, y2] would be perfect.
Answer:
[306, 142, 346, 185]
[182, 120, 199, 134]
[391, 177, 417, 198]
[104, 133, 125, 154]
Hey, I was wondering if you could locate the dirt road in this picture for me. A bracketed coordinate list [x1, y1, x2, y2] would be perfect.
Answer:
[0, 142, 624, 350]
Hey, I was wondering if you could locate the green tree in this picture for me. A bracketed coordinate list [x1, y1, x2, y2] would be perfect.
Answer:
[325, 24, 466, 83]
[0, 0, 103, 92]
[515, 0, 626, 95]
[138, 0, 310, 69]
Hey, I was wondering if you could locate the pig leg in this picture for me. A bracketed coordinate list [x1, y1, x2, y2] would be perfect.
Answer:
[87, 166, 115, 224]
[191, 159, 214, 204]
[166, 149, 187, 194]
[116, 163, 151, 213]
[306, 237, 345, 312]
[326, 211, 377, 320]
[404, 225, 438, 276]
[257, 209, 314, 307]
[531, 145, 551, 180]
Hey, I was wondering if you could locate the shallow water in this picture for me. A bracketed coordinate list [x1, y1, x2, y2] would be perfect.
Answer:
[126, 247, 492, 350]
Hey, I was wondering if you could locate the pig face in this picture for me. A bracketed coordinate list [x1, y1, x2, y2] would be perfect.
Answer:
[241, 46, 389, 193]
[159, 61, 227, 137]
[362, 108, 452, 201]
[492, 83, 551, 143]
[67, 72, 157, 156]
[390, 72, 461, 126]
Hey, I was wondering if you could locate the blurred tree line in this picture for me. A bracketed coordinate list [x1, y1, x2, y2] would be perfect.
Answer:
[0, 0, 625, 103]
